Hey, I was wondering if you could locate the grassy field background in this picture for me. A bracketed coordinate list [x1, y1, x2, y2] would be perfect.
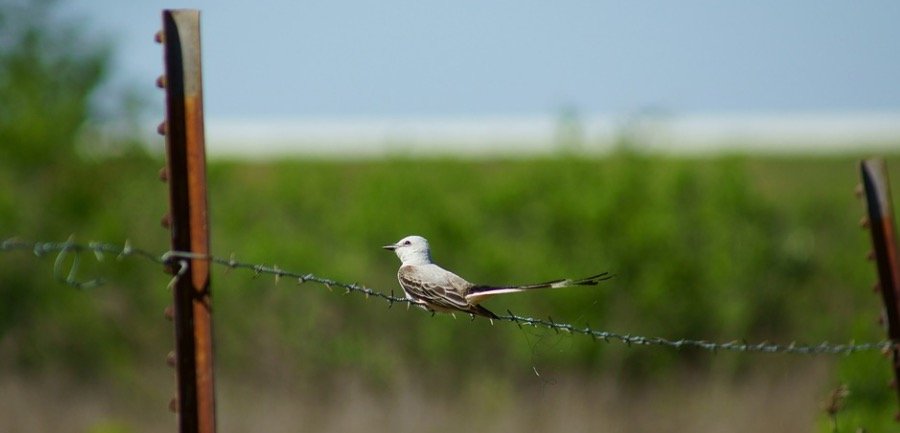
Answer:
[2, 150, 899, 432]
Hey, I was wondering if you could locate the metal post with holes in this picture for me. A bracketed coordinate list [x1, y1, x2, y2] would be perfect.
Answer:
[860, 158, 900, 420]
[156, 9, 216, 433]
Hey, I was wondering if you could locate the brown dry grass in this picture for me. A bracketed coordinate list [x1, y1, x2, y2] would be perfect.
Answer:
[0, 360, 833, 433]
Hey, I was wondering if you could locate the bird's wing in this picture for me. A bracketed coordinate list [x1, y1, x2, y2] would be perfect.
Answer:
[398, 264, 472, 311]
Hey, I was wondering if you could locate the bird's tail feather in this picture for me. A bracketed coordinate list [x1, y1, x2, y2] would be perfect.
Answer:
[466, 272, 613, 302]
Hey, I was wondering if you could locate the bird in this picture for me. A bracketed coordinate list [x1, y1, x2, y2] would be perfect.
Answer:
[383, 235, 612, 319]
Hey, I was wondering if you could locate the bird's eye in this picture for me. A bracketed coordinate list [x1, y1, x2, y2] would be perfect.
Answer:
[403, 240, 412, 246]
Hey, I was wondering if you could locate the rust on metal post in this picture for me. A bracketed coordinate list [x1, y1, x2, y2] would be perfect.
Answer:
[860, 158, 900, 417]
[160, 9, 216, 433]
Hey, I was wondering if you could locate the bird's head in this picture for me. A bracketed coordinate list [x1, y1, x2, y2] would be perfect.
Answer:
[383, 235, 432, 265]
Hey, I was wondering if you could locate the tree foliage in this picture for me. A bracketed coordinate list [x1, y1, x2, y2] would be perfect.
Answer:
[0, 0, 110, 169]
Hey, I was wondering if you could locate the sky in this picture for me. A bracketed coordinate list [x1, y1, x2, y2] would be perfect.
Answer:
[63, 1, 900, 120]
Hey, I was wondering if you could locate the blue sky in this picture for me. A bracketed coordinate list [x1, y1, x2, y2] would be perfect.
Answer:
[66, 1, 900, 119]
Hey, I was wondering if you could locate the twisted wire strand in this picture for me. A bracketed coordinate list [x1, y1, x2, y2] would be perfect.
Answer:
[2, 238, 893, 355]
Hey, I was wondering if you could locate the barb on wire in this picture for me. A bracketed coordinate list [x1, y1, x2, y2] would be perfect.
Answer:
[1, 238, 894, 355]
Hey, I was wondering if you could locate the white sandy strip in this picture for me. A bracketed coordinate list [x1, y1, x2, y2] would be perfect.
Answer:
[196, 112, 900, 159]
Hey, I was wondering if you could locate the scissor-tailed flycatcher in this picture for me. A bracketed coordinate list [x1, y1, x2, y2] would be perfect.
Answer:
[383, 235, 612, 319]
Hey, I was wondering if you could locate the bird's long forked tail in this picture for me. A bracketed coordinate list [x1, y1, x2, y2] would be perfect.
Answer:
[465, 272, 614, 303]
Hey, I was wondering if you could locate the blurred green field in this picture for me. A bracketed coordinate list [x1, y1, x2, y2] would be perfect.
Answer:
[2, 151, 900, 432]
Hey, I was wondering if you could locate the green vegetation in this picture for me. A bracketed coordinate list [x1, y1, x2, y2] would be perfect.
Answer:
[4, 150, 900, 430]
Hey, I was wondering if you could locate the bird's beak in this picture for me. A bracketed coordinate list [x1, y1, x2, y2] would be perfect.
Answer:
[382, 243, 398, 251]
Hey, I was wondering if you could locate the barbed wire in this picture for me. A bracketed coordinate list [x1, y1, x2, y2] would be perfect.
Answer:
[1, 237, 893, 355]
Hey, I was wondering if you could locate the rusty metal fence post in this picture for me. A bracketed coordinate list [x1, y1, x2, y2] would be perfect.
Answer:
[156, 9, 217, 433]
[860, 158, 900, 420]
